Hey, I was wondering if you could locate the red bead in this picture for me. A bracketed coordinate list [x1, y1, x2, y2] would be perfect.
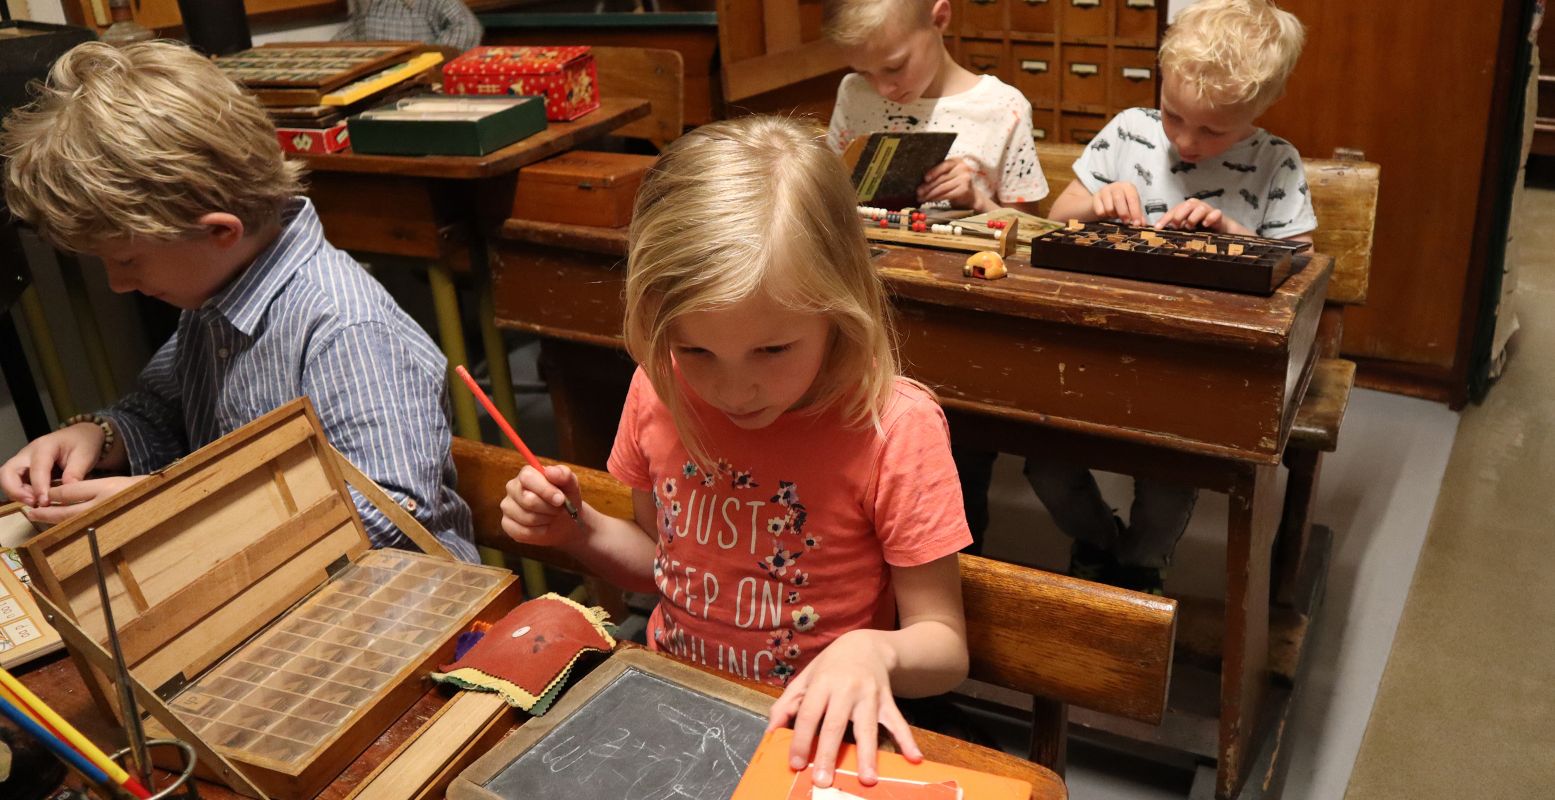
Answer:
[878, 219, 889, 227]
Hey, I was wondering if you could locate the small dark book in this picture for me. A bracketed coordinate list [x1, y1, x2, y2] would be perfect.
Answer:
[848, 131, 957, 209]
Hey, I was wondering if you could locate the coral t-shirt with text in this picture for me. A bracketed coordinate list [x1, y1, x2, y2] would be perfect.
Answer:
[607, 369, 971, 687]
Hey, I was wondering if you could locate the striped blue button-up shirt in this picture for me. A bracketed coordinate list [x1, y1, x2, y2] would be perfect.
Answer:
[99, 198, 479, 562]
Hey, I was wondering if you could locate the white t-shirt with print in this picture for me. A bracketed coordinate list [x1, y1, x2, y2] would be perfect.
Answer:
[1072, 107, 1317, 238]
[827, 73, 1049, 205]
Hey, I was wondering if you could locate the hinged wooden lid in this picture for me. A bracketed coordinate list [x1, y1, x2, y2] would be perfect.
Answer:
[517, 150, 655, 188]
[20, 398, 372, 715]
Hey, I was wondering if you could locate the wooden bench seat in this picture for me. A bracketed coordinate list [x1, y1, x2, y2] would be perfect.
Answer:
[1289, 359, 1357, 452]
[451, 436, 1177, 777]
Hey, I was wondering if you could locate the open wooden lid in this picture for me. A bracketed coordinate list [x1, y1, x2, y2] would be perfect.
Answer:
[20, 398, 371, 706]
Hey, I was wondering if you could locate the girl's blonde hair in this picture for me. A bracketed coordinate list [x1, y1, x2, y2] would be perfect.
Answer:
[1159, 0, 1305, 115]
[1, 41, 304, 251]
[624, 115, 899, 466]
[822, 0, 934, 46]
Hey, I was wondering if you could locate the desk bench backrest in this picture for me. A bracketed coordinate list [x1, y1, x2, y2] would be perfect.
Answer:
[451, 436, 1177, 768]
[1032, 142, 1379, 306]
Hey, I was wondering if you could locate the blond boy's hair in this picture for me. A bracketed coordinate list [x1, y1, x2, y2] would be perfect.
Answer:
[1, 41, 303, 251]
[822, 0, 934, 46]
[1159, 0, 1305, 115]
[624, 115, 899, 467]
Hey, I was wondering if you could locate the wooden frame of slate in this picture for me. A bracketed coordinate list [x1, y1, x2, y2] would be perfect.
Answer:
[448, 648, 776, 800]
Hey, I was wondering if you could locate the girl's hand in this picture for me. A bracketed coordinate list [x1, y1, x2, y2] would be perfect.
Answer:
[500, 464, 582, 548]
[765, 629, 923, 788]
[0, 423, 105, 508]
[918, 158, 994, 212]
[1093, 181, 1146, 226]
[23, 476, 146, 526]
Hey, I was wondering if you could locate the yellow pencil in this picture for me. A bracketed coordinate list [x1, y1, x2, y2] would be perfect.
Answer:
[0, 666, 151, 796]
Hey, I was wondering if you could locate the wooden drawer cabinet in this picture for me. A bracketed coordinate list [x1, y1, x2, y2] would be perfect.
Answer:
[1112, 47, 1157, 109]
[963, 0, 1007, 35]
[1061, 112, 1106, 145]
[1060, 0, 1110, 40]
[962, 39, 1009, 81]
[1116, 0, 1160, 44]
[1062, 44, 1108, 109]
[1012, 43, 1058, 107]
[1010, 0, 1056, 34]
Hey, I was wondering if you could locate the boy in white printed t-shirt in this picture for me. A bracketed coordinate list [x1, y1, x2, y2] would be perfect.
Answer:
[823, 0, 1049, 214]
[1040, 0, 1314, 594]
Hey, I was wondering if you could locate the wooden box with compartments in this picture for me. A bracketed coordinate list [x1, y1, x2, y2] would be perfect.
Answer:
[20, 398, 523, 799]
[510, 150, 656, 228]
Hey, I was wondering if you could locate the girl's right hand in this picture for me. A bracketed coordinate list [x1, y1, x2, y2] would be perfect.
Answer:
[500, 464, 583, 548]
[1092, 181, 1146, 226]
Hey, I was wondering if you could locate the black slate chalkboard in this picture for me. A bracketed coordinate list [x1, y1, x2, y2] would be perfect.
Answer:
[452, 651, 774, 800]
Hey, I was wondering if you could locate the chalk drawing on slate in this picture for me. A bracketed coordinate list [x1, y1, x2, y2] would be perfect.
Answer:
[482, 666, 769, 799]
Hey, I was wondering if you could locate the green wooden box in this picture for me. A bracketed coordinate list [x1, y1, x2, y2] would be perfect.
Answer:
[346, 94, 546, 156]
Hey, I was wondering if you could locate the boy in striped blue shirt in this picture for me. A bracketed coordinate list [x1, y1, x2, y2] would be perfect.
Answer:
[0, 41, 477, 561]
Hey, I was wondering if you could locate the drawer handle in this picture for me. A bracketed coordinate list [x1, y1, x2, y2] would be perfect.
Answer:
[1126, 0, 1156, 7]
[971, 0, 997, 5]
[1071, 0, 1101, 7]
[972, 60, 1000, 72]
[1021, 60, 1050, 73]
[1024, 0, 1049, 4]
[1122, 67, 1153, 81]
[1072, 130, 1099, 144]
[1034, 128, 1048, 140]
[1069, 63, 1099, 76]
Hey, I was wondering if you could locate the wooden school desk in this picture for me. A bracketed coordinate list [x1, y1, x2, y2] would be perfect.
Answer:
[488, 225, 1332, 800]
[16, 648, 1065, 800]
[291, 96, 650, 441]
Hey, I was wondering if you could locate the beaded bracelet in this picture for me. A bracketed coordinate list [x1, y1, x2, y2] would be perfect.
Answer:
[60, 413, 115, 459]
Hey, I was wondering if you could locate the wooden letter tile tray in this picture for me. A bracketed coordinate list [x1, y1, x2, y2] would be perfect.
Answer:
[21, 398, 522, 799]
[1029, 221, 1312, 294]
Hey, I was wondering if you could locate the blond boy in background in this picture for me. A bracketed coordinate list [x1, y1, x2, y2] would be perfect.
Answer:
[823, 0, 1048, 213]
[1040, 0, 1314, 593]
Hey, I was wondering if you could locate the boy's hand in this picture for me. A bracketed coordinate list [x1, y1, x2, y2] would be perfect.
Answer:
[1156, 198, 1253, 235]
[918, 158, 993, 212]
[500, 464, 582, 548]
[766, 629, 923, 789]
[23, 476, 146, 526]
[1093, 181, 1147, 226]
[0, 423, 105, 508]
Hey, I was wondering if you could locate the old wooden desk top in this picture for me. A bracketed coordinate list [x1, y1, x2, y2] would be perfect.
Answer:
[18, 650, 1065, 800]
[496, 219, 1332, 467]
[297, 97, 650, 181]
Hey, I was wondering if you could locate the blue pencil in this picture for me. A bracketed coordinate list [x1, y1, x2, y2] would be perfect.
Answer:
[0, 692, 118, 795]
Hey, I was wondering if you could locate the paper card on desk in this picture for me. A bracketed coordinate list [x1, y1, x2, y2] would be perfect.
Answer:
[0, 547, 64, 669]
[734, 729, 1029, 800]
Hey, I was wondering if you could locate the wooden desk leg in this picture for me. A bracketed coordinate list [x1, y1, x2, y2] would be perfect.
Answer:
[1218, 463, 1280, 799]
[472, 238, 521, 432]
[427, 261, 481, 440]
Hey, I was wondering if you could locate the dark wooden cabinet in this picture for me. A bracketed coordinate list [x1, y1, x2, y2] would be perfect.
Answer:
[949, 0, 1163, 144]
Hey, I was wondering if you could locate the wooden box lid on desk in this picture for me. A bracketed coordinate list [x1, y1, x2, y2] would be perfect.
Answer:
[511, 150, 655, 229]
[20, 398, 522, 800]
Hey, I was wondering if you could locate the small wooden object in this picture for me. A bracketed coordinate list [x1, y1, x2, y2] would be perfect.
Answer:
[448, 648, 772, 800]
[19, 399, 522, 800]
[342, 692, 511, 800]
[1031, 221, 1311, 294]
[510, 150, 655, 228]
[216, 43, 420, 107]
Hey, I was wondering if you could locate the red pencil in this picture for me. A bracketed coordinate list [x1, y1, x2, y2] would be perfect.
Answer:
[453, 365, 579, 519]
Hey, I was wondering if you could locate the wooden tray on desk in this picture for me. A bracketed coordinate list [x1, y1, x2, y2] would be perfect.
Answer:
[1030, 221, 1311, 294]
[20, 399, 522, 799]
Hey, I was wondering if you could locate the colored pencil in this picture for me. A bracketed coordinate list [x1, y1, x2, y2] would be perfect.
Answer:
[0, 668, 154, 798]
[453, 365, 579, 519]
